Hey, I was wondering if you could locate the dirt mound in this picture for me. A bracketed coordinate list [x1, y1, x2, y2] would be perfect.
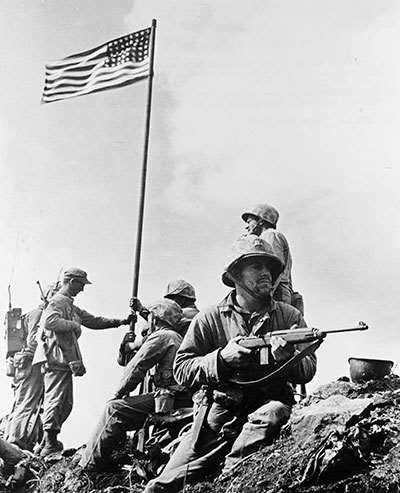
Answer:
[186, 374, 400, 493]
[4, 375, 400, 493]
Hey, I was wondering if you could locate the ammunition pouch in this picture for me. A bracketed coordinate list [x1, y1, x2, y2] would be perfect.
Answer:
[6, 356, 15, 377]
[154, 388, 175, 414]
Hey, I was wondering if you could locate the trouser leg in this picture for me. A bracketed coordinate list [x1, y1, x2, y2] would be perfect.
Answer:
[6, 364, 44, 450]
[80, 393, 155, 469]
[42, 369, 73, 432]
[144, 401, 234, 493]
[222, 400, 291, 474]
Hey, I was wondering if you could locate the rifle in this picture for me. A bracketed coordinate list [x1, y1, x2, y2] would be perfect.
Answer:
[36, 281, 46, 303]
[232, 321, 368, 385]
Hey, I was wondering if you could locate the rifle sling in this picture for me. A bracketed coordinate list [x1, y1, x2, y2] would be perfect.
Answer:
[228, 337, 324, 386]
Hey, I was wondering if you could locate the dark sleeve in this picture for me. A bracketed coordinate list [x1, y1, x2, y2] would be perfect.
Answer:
[75, 306, 121, 329]
[115, 331, 170, 396]
[173, 311, 223, 388]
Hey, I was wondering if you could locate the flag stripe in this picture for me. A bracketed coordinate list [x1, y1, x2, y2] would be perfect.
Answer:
[42, 73, 148, 103]
[41, 27, 151, 103]
[44, 58, 149, 85]
[46, 49, 107, 72]
[43, 64, 150, 94]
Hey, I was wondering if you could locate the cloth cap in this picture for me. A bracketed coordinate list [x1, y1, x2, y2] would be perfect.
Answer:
[241, 203, 279, 227]
[222, 234, 284, 287]
[63, 268, 92, 285]
[164, 279, 196, 301]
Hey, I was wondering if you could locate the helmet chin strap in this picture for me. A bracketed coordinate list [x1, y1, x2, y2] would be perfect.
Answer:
[225, 271, 271, 303]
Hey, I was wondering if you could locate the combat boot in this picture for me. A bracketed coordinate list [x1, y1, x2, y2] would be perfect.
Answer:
[40, 430, 63, 457]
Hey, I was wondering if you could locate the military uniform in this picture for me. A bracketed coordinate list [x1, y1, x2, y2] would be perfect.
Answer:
[260, 229, 293, 304]
[164, 279, 199, 335]
[145, 236, 317, 492]
[242, 204, 294, 305]
[37, 293, 124, 438]
[6, 307, 44, 450]
[80, 299, 192, 470]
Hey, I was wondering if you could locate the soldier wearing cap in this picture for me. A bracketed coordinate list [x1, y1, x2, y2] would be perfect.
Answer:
[242, 203, 293, 305]
[37, 268, 132, 457]
[79, 299, 192, 471]
[144, 236, 317, 492]
[6, 282, 60, 451]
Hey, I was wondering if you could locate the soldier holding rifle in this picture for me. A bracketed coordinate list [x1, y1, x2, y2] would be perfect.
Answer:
[145, 235, 317, 492]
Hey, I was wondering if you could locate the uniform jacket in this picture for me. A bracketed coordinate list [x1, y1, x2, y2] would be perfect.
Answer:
[178, 304, 199, 335]
[173, 292, 317, 404]
[116, 326, 185, 397]
[33, 293, 121, 369]
[23, 307, 44, 358]
[260, 229, 293, 292]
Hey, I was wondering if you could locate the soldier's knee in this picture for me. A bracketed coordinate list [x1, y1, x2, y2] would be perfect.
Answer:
[248, 401, 291, 427]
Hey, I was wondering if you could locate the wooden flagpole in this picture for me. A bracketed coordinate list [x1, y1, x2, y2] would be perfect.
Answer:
[119, 20, 157, 367]
[131, 18, 157, 302]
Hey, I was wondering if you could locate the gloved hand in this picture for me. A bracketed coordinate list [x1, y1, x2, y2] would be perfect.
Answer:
[129, 297, 144, 313]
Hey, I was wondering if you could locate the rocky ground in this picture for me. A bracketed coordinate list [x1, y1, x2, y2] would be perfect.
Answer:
[2, 374, 400, 493]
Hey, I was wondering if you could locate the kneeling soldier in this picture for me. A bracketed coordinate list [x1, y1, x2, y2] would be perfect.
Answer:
[145, 235, 317, 492]
[80, 299, 192, 471]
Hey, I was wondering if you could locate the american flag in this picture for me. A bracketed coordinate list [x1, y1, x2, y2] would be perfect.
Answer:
[42, 27, 151, 103]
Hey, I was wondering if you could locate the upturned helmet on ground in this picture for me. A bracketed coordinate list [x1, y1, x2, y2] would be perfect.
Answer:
[222, 234, 284, 287]
[147, 299, 183, 328]
[164, 280, 196, 301]
[241, 204, 279, 227]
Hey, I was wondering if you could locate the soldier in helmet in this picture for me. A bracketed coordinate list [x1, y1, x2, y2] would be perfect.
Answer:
[164, 280, 199, 335]
[79, 299, 192, 470]
[144, 235, 317, 492]
[35, 268, 133, 457]
[132, 280, 199, 337]
[242, 203, 293, 305]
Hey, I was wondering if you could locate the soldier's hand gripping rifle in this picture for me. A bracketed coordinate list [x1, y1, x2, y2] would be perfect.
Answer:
[230, 321, 368, 386]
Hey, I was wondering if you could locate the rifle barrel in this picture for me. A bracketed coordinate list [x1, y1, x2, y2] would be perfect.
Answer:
[322, 321, 368, 334]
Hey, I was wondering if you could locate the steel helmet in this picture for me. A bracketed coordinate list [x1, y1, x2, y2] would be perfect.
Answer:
[241, 204, 279, 227]
[147, 299, 183, 328]
[222, 235, 284, 287]
[164, 280, 196, 301]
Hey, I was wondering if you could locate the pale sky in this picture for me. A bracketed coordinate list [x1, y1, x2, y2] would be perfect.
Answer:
[1, 1, 399, 447]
